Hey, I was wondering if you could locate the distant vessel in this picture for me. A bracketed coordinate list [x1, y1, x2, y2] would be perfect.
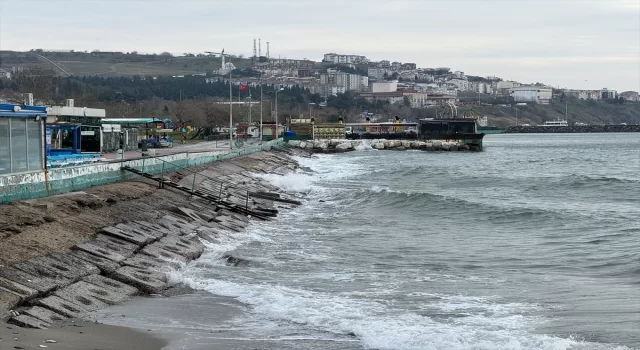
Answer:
[541, 119, 569, 127]
[540, 101, 569, 126]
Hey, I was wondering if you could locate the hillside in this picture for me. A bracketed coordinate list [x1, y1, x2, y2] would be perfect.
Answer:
[456, 99, 640, 128]
[0, 50, 252, 77]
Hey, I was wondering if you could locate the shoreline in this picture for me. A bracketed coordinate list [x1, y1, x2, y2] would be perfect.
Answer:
[0, 318, 167, 350]
[0, 148, 307, 344]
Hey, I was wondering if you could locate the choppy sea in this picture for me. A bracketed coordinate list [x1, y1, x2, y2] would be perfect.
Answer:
[94, 133, 640, 350]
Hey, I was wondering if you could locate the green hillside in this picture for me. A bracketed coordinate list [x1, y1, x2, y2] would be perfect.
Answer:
[0, 50, 252, 77]
[457, 99, 639, 128]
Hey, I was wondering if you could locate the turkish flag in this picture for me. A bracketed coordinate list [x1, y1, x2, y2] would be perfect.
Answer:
[239, 84, 249, 91]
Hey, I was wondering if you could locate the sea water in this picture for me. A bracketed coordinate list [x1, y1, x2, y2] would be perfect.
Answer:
[94, 133, 640, 350]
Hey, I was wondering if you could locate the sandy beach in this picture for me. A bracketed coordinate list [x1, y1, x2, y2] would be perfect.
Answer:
[0, 319, 165, 350]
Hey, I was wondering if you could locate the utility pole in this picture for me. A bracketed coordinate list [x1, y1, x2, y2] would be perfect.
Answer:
[260, 74, 263, 144]
[258, 39, 262, 57]
[253, 38, 257, 59]
[229, 70, 233, 149]
[266, 42, 270, 59]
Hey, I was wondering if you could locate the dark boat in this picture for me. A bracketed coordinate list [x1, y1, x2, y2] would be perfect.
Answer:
[417, 118, 485, 151]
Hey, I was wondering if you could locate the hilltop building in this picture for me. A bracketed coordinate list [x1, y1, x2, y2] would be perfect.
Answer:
[619, 91, 639, 102]
[510, 86, 552, 104]
[323, 53, 368, 64]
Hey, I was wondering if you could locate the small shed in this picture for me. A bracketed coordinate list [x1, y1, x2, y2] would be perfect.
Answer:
[0, 103, 47, 175]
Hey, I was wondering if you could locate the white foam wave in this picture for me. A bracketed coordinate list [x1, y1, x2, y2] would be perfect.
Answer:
[179, 269, 627, 350]
[254, 172, 314, 193]
[354, 139, 375, 151]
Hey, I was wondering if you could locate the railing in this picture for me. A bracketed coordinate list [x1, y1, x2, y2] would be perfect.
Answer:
[136, 153, 257, 210]
[121, 139, 287, 211]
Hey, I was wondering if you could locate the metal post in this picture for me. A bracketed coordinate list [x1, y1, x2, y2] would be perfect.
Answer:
[260, 83, 263, 144]
[229, 70, 233, 149]
[160, 162, 165, 188]
[142, 157, 145, 174]
[191, 173, 196, 196]
[275, 90, 279, 139]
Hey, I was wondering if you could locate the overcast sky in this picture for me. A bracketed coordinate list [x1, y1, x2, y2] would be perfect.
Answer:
[1, 0, 639, 91]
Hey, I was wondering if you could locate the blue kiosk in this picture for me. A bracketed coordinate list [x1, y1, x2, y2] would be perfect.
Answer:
[46, 122, 101, 168]
[0, 104, 47, 175]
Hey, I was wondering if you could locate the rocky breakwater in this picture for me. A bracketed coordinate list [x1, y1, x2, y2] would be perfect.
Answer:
[0, 149, 306, 330]
[506, 124, 640, 133]
[288, 139, 475, 152]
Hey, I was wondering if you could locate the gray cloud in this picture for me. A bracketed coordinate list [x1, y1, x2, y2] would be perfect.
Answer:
[1, 0, 638, 91]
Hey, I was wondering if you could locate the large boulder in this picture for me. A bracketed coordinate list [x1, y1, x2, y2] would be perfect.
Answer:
[298, 141, 307, 149]
[401, 141, 411, 148]
[373, 142, 385, 150]
[288, 140, 301, 147]
[336, 142, 352, 150]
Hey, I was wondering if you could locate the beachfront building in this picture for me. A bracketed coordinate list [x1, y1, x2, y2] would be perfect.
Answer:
[509, 86, 553, 104]
[0, 103, 48, 175]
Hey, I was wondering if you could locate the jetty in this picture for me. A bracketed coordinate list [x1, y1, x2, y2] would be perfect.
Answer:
[505, 124, 640, 133]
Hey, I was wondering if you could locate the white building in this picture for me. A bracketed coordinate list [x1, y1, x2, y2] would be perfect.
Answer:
[372, 81, 398, 93]
[619, 91, 639, 102]
[601, 88, 617, 99]
[320, 85, 347, 97]
[510, 86, 553, 104]
[0, 69, 11, 79]
[319, 72, 365, 93]
[323, 53, 368, 64]
[447, 78, 468, 92]
[368, 67, 390, 81]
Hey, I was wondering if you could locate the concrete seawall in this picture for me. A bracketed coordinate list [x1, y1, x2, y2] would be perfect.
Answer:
[505, 125, 640, 133]
[0, 148, 305, 329]
[0, 140, 285, 204]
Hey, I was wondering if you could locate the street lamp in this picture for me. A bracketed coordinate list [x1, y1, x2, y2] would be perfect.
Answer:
[260, 81, 263, 144]
[229, 70, 233, 149]
[274, 87, 284, 139]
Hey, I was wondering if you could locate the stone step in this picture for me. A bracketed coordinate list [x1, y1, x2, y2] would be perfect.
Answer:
[36, 295, 89, 318]
[73, 241, 129, 263]
[128, 221, 172, 239]
[69, 250, 121, 274]
[0, 266, 59, 295]
[0, 277, 39, 301]
[139, 244, 190, 265]
[93, 234, 140, 255]
[29, 254, 100, 283]
[110, 266, 166, 294]
[155, 235, 204, 260]
[20, 305, 67, 324]
[81, 275, 138, 298]
[122, 254, 182, 274]
[54, 283, 110, 312]
[8, 314, 51, 329]
[100, 225, 154, 246]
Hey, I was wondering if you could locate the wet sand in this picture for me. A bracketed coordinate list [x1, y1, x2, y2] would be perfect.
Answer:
[0, 319, 166, 350]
